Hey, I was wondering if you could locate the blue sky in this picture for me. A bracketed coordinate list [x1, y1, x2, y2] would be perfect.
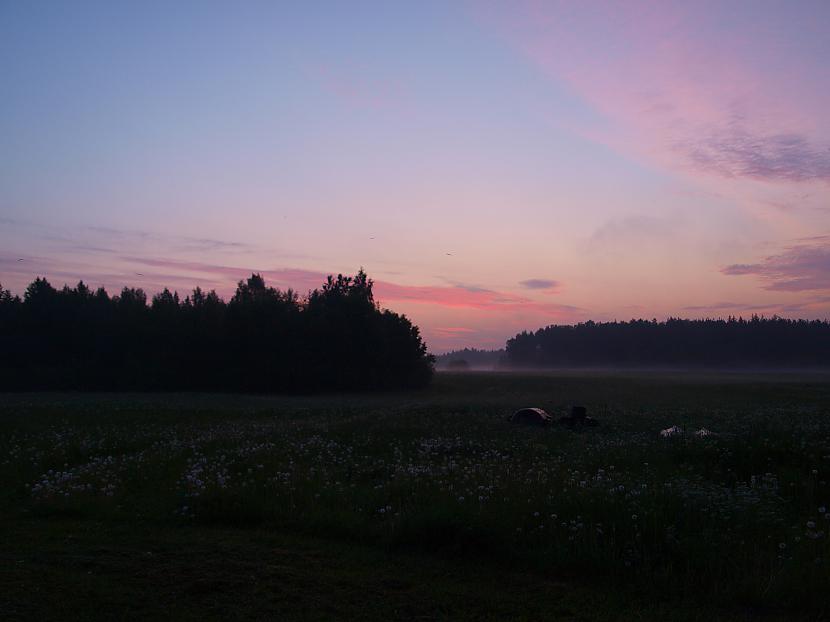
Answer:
[2, 1, 829, 351]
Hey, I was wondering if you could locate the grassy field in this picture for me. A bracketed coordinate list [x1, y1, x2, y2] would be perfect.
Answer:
[2, 371, 830, 620]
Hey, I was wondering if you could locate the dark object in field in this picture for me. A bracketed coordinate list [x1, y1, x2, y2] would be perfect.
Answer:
[510, 407, 552, 425]
[558, 405, 598, 427]
[660, 425, 683, 438]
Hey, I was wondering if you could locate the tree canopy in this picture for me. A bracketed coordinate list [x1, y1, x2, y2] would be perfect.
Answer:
[0, 270, 434, 392]
[505, 317, 830, 368]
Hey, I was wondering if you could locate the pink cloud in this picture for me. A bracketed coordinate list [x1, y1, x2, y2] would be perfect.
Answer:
[683, 124, 830, 183]
[518, 278, 560, 293]
[432, 326, 477, 338]
[681, 301, 777, 313]
[122, 257, 327, 293]
[479, 1, 830, 186]
[2, 250, 589, 352]
[722, 239, 830, 291]
[120, 256, 582, 315]
[373, 280, 581, 316]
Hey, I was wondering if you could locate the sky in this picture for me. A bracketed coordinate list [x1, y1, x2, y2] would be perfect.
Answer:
[1, 1, 829, 352]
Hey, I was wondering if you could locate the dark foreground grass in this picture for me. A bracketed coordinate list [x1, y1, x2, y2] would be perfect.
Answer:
[1, 518, 721, 621]
[2, 371, 829, 620]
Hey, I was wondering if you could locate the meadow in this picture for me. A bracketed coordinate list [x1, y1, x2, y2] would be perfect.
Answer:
[2, 371, 829, 621]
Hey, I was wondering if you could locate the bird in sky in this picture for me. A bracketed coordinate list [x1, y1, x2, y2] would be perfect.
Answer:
[17, 258, 24, 261]
[135, 273, 144, 276]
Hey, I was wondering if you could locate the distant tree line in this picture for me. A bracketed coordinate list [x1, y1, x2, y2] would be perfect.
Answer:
[435, 348, 506, 370]
[0, 270, 434, 392]
[506, 318, 830, 368]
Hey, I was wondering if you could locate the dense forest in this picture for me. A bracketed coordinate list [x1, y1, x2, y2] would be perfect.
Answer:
[505, 318, 830, 368]
[0, 270, 434, 392]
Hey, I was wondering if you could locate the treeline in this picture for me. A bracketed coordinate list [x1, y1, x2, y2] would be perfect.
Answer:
[0, 270, 434, 392]
[435, 348, 505, 370]
[506, 318, 830, 368]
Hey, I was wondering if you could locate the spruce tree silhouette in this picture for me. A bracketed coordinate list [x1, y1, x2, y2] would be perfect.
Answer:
[0, 270, 434, 392]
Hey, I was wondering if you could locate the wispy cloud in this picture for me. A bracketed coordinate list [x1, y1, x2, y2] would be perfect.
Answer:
[433, 326, 476, 335]
[681, 301, 777, 312]
[374, 280, 583, 315]
[682, 123, 830, 183]
[480, 2, 830, 190]
[87, 226, 152, 241]
[3, 247, 588, 328]
[436, 278, 495, 294]
[778, 296, 830, 313]
[88, 226, 255, 254]
[519, 278, 560, 292]
[123, 257, 327, 292]
[722, 240, 830, 291]
[2, 219, 259, 257]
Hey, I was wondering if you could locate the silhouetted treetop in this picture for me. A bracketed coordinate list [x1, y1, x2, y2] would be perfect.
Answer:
[0, 270, 434, 392]
[505, 317, 830, 368]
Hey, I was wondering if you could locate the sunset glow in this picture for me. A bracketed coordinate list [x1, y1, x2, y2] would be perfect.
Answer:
[2, 1, 829, 351]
